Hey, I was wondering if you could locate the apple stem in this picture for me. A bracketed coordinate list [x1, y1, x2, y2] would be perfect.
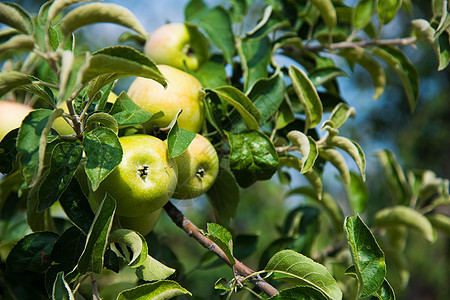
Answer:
[163, 201, 279, 297]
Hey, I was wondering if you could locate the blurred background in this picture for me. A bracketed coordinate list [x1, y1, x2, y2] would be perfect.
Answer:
[2, 0, 449, 299]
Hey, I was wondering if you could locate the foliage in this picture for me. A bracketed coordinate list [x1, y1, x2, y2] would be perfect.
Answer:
[0, 0, 449, 299]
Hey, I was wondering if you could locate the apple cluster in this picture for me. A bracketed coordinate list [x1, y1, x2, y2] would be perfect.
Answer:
[89, 23, 218, 236]
[0, 23, 218, 237]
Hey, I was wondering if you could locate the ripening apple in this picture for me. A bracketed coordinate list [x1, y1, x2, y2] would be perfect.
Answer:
[119, 208, 162, 236]
[172, 134, 219, 199]
[144, 23, 209, 71]
[0, 101, 33, 140]
[127, 65, 205, 133]
[91, 134, 178, 217]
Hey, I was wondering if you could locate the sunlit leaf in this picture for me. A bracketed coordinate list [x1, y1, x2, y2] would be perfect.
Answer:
[289, 66, 323, 131]
[344, 216, 386, 297]
[117, 280, 191, 300]
[286, 130, 318, 173]
[378, 0, 402, 24]
[320, 147, 350, 184]
[310, 0, 337, 30]
[52, 271, 74, 300]
[0, 34, 34, 53]
[0, 71, 32, 97]
[206, 223, 235, 265]
[81, 46, 166, 86]
[372, 45, 419, 111]
[109, 229, 148, 268]
[269, 286, 328, 300]
[85, 112, 119, 135]
[353, 0, 376, 30]
[327, 136, 366, 181]
[309, 66, 349, 87]
[265, 250, 342, 300]
[427, 213, 450, 236]
[167, 121, 196, 158]
[135, 254, 176, 281]
[0, 2, 33, 34]
[329, 103, 356, 129]
[59, 3, 147, 39]
[375, 206, 436, 242]
[346, 171, 368, 214]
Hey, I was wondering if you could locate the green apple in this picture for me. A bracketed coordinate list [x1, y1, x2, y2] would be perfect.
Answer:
[91, 134, 178, 217]
[127, 64, 205, 133]
[144, 23, 209, 71]
[0, 101, 33, 140]
[119, 208, 162, 236]
[172, 134, 219, 199]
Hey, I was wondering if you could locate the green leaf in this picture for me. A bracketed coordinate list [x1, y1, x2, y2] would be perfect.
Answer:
[375, 206, 436, 242]
[371, 279, 396, 300]
[340, 48, 386, 100]
[378, 0, 402, 25]
[46, 0, 97, 23]
[427, 213, 450, 236]
[52, 272, 74, 300]
[310, 0, 337, 30]
[320, 147, 350, 185]
[265, 250, 342, 300]
[59, 3, 147, 39]
[19, 84, 55, 107]
[269, 286, 328, 300]
[372, 45, 419, 111]
[135, 255, 176, 282]
[0, 34, 35, 53]
[247, 71, 287, 124]
[188, 6, 235, 64]
[286, 130, 318, 173]
[344, 216, 386, 297]
[329, 103, 356, 129]
[0, 71, 32, 97]
[59, 179, 94, 235]
[85, 112, 119, 135]
[17, 109, 63, 187]
[376, 150, 411, 205]
[6, 231, 59, 272]
[207, 167, 240, 227]
[0, 128, 19, 175]
[309, 66, 349, 87]
[190, 59, 228, 88]
[0, 2, 33, 34]
[226, 130, 278, 188]
[77, 194, 116, 274]
[167, 121, 196, 158]
[109, 91, 153, 128]
[245, 5, 290, 39]
[81, 46, 167, 86]
[437, 30, 450, 71]
[276, 95, 295, 129]
[346, 171, 368, 214]
[50, 226, 86, 269]
[327, 136, 366, 181]
[83, 126, 123, 192]
[289, 66, 323, 131]
[117, 280, 191, 300]
[353, 0, 376, 30]
[237, 36, 271, 91]
[38, 141, 83, 211]
[109, 229, 148, 268]
[210, 86, 261, 131]
[206, 223, 235, 265]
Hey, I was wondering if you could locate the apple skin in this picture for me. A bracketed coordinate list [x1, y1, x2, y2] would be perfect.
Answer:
[172, 134, 219, 199]
[144, 23, 209, 71]
[127, 65, 205, 133]
[91, 134, 178, 217]
[119, 208, 162, 236]
[0, 101, 33, 140]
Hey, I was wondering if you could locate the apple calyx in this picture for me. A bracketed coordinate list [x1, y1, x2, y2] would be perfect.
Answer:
[138, 165, 149, 179]
[196, 167, 205, 179]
